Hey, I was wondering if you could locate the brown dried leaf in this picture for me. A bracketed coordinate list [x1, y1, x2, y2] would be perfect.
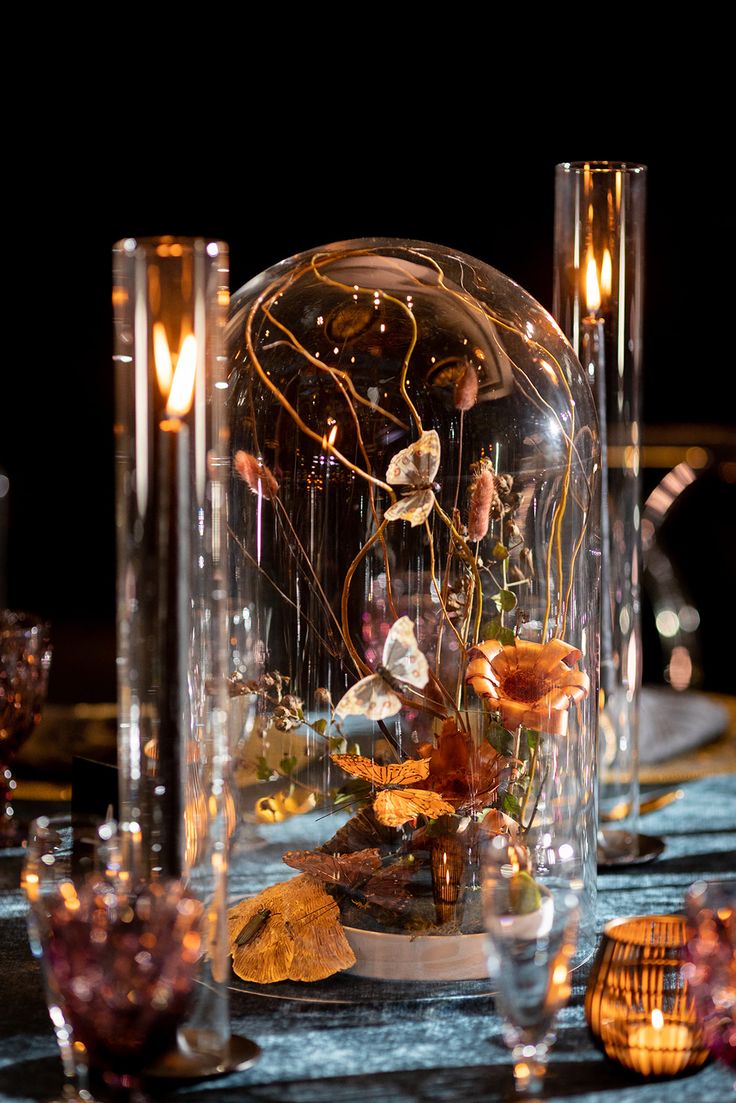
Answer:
[320, 808, 395, 854]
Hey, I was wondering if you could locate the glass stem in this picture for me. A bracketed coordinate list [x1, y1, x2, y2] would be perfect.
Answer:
[101, 1072, 149, 1103]
[511, 1040, 548, 1098]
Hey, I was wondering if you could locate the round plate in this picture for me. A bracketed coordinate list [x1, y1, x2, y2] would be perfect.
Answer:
[597, 830, 665, 868]
[145, 1033, 261, 1081]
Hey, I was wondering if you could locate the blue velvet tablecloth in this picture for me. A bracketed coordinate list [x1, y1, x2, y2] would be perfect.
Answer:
[1, 775, 734, 1103]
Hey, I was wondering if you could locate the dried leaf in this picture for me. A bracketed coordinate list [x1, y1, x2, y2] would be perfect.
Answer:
[228, 875, 355, 983]
[288, 901, 356, 982]
[321, 808, 395, 854]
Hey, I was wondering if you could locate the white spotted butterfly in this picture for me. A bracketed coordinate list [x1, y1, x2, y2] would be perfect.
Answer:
[335, 616, 429, 721]
[384, 430, 441, 527]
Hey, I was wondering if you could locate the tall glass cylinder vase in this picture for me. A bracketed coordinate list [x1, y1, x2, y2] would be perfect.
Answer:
[113, 236, 233, 1066]
[554, 162, 646, 861]
[226, 237, 601, 991]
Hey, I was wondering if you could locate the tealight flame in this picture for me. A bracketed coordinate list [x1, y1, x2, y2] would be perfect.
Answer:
[651, 1009, 664, 1030]
[153, 326, 197, 419]
[585, 251, 601, 313]
[553, 963, 568, 985]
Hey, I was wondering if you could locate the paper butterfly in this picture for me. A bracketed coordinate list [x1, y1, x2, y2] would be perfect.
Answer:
[281, 848, 382, 889]
[334, 616, 429, 721]
[282, 847, 413, 913]
[330, 753, 455, 828]
[384, 429, 441, 526]
[359, 859, 415, 912]
[329, 755, 431, 786]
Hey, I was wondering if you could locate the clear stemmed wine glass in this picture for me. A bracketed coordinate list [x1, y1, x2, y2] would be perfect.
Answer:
[482, 836, 580, 1099]
[683, 879, 736, 1077]
[0, 610, 52, 844]
[23, 814, 204, 1103]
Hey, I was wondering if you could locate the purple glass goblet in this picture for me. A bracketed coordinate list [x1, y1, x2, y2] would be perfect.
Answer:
[683, 879, 736, 1074]
[0, 610, 52, 843]
[43, 872, 204, 1101]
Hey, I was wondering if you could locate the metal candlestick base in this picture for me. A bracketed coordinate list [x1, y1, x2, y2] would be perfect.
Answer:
[145, 1033, 261, 1082]
[597, 828, 665, 868]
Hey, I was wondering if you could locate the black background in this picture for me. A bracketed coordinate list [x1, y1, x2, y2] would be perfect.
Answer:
[4, 80, 734, 704]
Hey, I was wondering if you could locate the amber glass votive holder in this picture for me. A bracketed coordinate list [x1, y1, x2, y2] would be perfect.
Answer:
[585, 915, 709, 1076]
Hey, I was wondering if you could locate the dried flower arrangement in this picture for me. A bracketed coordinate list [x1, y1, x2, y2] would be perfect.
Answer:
[225, 243, 596, 983]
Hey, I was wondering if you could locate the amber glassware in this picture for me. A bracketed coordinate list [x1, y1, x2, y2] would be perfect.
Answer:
[585, 914, 709, 1076]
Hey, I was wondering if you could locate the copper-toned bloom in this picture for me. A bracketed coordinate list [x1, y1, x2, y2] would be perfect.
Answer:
[465, 638, 589, 736]
[415, 718, 506, 812]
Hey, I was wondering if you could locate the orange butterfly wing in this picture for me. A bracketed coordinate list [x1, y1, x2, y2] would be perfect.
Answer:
[373, 788, 455, 828]
[331, 754, 430, 787]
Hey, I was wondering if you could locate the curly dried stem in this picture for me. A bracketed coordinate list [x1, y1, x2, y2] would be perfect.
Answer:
[308, 253, 424, 437]
[433, 502, 483, 647]
[244, 291, 396, 500]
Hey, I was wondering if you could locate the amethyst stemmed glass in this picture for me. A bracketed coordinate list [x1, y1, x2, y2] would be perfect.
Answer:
[0, 609, 52, 843]
[683, 879, 736, 1077]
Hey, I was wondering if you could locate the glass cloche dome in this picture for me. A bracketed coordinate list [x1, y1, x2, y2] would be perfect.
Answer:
[225, 238, 600, 994]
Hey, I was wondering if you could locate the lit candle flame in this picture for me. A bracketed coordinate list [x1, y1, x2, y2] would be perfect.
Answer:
[585, 251, 601, 313]
[167, 333, 197, 417]
[153, 326, 197, 419]
[153, 322, 173, 395]
[601, 247, 613, 298]
[651, 1009, 664, 1029]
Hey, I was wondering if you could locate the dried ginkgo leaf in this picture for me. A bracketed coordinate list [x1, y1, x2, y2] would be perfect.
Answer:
[228, 874, 356, 984]
[228, 887, 295, 984]
[287, 889, 357, 982]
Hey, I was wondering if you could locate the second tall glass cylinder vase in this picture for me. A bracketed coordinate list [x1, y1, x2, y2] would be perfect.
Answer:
[554, 162, 646, 860]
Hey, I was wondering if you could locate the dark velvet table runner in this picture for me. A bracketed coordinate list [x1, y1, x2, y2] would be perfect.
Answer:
[2, 774, 734, 1103]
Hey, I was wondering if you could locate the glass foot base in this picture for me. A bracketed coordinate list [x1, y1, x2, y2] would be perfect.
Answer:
[144, 1034, 261, 1082]
[0, 816, 25, 848]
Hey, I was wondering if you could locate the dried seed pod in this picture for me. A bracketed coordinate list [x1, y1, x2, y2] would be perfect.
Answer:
[234, 451, 279, 499]
[453, 362, 479, 411]
[467, 470, 496, 541]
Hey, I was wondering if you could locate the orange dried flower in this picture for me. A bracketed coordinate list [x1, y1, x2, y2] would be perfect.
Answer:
[415, 718, 505, 812]
[234, 451, 279, 499]
[465, 638, 589, 737]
